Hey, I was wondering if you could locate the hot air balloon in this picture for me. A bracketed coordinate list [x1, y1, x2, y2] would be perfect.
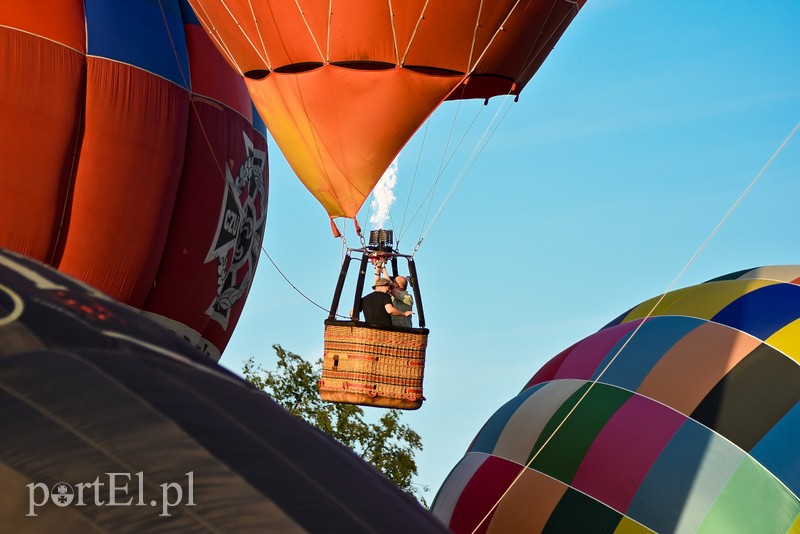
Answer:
[183, 0, 586, 409]
[0, 0, 268, 360]
[186, 0, 585, 224]
[432, 266, 800, 533]
[0, 247, 448, 532]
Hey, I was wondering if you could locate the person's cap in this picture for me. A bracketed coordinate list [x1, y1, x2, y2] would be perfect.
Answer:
[372, 278, 392, 289]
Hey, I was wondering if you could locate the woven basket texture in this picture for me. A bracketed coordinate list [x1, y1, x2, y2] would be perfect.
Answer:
[320, 324, 428, 410]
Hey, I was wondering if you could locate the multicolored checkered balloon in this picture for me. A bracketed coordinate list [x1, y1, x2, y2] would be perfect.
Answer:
[433, 266, 800, 533]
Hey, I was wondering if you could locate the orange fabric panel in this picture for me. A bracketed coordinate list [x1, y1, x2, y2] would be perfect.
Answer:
[451, 0, 579, 99]
[56, 58, 189, 306]
[246, 66, 461, 218]
[394, 1, 478, 72]
[187, 0, 585, 217]
[637, 322, 761, 415]
[189, 0, 584, 87]
[0, 0, 86, 52]
[0, 27, 84, 261]
[486, 469, 567, 534]
[327, 2, 396, 63]
[189, 0, 303, 73]
[402, 2, 513, 74]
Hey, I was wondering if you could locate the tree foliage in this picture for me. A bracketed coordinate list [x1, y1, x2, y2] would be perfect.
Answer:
[243, 344, 428, 503]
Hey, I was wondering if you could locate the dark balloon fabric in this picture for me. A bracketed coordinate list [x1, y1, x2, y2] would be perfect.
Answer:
[432, 266, 800, 534]
[0, 0, 268, 360]
[0, 248, 448, 533]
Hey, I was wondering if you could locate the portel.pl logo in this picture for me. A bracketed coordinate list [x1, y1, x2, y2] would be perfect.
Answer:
[27, 472, 195, 518]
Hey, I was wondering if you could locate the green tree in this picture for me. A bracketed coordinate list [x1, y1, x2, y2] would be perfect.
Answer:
[243, 344, 428, 504]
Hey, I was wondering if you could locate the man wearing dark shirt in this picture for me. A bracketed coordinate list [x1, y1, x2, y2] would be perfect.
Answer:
[360, 278, 413, 326]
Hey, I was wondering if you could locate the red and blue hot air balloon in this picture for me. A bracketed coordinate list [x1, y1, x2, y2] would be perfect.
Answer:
[0, 0, 268, 359]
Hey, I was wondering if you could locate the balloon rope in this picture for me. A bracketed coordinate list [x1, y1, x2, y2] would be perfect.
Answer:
[326, 0, 332, 62]
[416, 98, 466, 243]
[396, 122, 429, 245]
[293, 0, 326, 62]
[414, 95, 514, 253]
[262, 248, 337, 315]
[246, 0, 272, 67]
[468, 0, 522, 74]
[192, 0, 271, 71]
[399, 99, 485, 250]
[510, 0, 578, 93]
[158, 0, 227, 186]
[465, 1, 486, 72]
[399, 0, 431, 65]
[469, 121, 800, 534]
[408, 0, 578, 253]
[387, 0, 400, 65]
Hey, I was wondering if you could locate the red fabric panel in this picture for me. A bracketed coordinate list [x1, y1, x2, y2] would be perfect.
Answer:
[0, 27, 83, 261]
[553, 321, 641, 381]
[56, 58, 189, 306]
[449, 456, 517, 534]
[184, 23, 253, 120]
[141, 101, 230, 339]
[143, 21, 268, 356]
[0, 0, 86, 52]
[143, 99, 267, 355]
[202, 125, 268, 354]
[525, 343, 575, 388]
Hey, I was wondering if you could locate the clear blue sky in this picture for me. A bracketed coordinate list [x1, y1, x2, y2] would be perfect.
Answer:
[221, 1, 800, 504]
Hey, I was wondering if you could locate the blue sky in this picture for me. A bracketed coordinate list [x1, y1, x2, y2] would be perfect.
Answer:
[221, 1, 800, 503]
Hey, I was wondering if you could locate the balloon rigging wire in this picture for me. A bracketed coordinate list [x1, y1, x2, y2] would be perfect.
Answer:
[262, 248, 334, 314]
[400, 0, 575, 253]
[417, 94, 514, 251]
[396, 94, 485, 247]
[247, 0, 271, 66]
[416, 96, 467, 243]
[397, 0, 526, 251]
[417, 0, 579, 253]
[396, 121, 429, 246]
[469, 121, 800, 534]
[387, 0, 401, 65]
[194, 0, 271, 71]
[294, 0, 326, 62]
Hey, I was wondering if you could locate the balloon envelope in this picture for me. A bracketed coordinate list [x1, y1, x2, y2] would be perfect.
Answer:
[432, 266, 800, 533]
[0, 248, 447, 532]
[0, 0, 269, 359]
[186, 0, 585, 219]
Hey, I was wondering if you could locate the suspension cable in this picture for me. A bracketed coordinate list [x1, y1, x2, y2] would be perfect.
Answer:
[406, 0, 581, 255]
[415, 94, 515, 252]
[397, 121, 429, 247]
[397, 97, 486, 247]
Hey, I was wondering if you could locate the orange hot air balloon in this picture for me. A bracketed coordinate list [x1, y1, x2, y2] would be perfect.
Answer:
[187, 0, 586, 221]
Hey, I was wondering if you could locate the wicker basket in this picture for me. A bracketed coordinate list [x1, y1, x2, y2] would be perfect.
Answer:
[320, 321, 429, 410]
